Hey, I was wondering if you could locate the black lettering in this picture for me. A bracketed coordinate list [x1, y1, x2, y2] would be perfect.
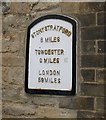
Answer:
[39, 58, 42, 63]
[40, 37, 43, 43]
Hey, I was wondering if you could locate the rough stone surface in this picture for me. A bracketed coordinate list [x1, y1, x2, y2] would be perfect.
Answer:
[78, 2, 104, 13]
[10, 3, 30, 14]
[74, 13, 96, 27]
[59, 97, 94, 110]
[81, 83, 105, 97]
[2, 102, 37, 116]
[81, 69, 95, 82]
[81, 55, 105, 68]
[2, 67, 24, 85]
[2, 56, 24, 67]
[60, 2, 80, 14]
[97, 12, 106, 25]
[77, 110, 96, 118]
[96, 69, 106, 83]
[81, 26, 105, 40]
[2, 2, 10, 15]
[95, 97, 105, 110]
[95, 110, 105, 118]
[2, 38, 20, 53]
[2, 2, 105, 119]
[98, 41, 106, 54]
[81, 41, 95, 54]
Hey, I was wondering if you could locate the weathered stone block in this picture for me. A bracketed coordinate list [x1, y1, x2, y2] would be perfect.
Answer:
[95, 110, 105, 118]
[81, 69, 95, 82]
[60, 2, 80, 14]
[61, 2, 104, 14]
[2, 56, 24, 67]
[96, 69, 106, 83]
[98, 41, 106, 54]
[81, 83, 105, 97]
[10, 2, 30, 14]
[31, 2, 59, 12]
[75, 13, 96, 27]
[36, 7, 62, 18]
[95, 97, 105, 110]
[81, 41, 95, 54]
[2, 39, 20, 53]
[30, 96, 58, 107]
[77, 110, 95, 118]
[36, 106, 77, 118]
[2, 102, 37, 116]
[97, 12, 106, 25]
[2, 15, 15, 29]
[81, 55, 105, 68]
[16, 31, 26, 57]
[78, 2, 104, 13]
[2, 2, 10, 15]
[2, 84, 23, 101]
[3, 14, 30, 31]
[59, 97, 94, 110]
[2, 67, 24, 85]
[81, 26, 105, 40]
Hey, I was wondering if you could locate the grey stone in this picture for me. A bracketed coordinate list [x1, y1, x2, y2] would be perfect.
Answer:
[2, 2, 10, 14]
[81, 41, 96, 54]
[95, 97, 105, 110]
[2, 102, 37, 116]
[81, 83, 105, 97]
[77, 110, 96, 118]
[81, 26, 105, 40]
[96, 69, 106, 83]
[59, 97, 94, 110]
[81, 55, 105, 68]
[2, 55, 25, 67]
[81, 69, 95, 82]
[98, 41, 106, 54]
[2, 67, 24, 85]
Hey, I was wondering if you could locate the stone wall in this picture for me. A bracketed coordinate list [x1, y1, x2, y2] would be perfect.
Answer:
[2, 2, 105, 119]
